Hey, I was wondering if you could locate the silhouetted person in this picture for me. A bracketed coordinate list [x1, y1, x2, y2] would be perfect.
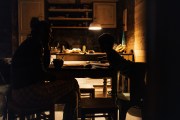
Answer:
[11, 17, 80, 120]
[98, 33, 146, 120]
[98, 33, 133, 76]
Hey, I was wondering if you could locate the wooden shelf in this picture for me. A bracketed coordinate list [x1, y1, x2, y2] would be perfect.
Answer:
[46, 2, 93, 29]
[48, 17, 92, 21]
[48, 8, 92, 12]
[51, 26, 89, 29]
[48, 0, 75, 4]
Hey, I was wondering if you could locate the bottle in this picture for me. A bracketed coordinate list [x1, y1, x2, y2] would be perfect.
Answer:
[82, 45, 86, 53]
[61, 45, 65, 53]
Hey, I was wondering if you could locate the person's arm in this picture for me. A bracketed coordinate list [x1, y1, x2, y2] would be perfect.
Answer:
[43, 46, 50, 70]
[107, 50, 133, 76]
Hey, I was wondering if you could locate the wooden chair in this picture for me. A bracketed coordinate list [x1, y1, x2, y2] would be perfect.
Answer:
[80, 84, 95, 98]
[78, 84, 95, 119]
[80, 98, 118, 120]
[78, 77, 118, 120]
[117, 62, 147, 120]
[79, 82, 118, 120]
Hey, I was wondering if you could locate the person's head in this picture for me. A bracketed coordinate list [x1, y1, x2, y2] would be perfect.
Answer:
[30, 17, 40, 31]
[30, 17, 51, 46]
[98, 33, 115, 52]
[38, 20, 51, 47]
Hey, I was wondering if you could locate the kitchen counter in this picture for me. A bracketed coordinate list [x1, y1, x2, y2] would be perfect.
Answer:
[51, 52, 134, 61]
[51, 52, 107, 61]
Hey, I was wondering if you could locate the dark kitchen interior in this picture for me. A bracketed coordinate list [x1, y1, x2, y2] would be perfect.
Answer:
[0, 0, 180, 120]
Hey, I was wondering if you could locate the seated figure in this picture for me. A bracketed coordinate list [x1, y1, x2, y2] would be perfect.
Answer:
[10, 17, 80, 120]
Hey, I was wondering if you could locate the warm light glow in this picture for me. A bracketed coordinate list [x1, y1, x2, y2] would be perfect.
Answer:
[88, 22, 102, 30]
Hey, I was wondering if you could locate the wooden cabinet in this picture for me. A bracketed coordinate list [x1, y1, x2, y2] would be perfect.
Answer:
[93, 2, 116, 28]
[47, 2, 93, 29]
[18, 0, 44, 44]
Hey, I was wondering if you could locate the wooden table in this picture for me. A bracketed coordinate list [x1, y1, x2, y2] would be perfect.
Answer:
[48, 63, 118, 100]
[49, 52, 134, 99]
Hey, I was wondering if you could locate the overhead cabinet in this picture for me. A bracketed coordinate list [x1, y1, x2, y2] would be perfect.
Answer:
[93, 2, 116, 28]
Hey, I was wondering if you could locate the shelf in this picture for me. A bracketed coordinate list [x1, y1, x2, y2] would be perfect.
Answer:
[48, 17, 92, 21]
[48, 8, 92, 12]
[48, 0, 76, 4]
[46, 2, 93, 29]
[51, 26, 89, 29]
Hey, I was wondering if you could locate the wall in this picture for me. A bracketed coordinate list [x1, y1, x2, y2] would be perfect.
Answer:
[134, 0, 146, 62]
[124, 0, 146, 62]
[124, 0, 134, 54]
[0, 0, 13, 58]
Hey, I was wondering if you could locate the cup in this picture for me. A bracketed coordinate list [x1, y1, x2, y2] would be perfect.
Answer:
[53, 59, 64, 70]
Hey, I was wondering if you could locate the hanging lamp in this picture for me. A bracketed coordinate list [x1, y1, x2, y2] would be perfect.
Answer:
[88, 22, 102, 30]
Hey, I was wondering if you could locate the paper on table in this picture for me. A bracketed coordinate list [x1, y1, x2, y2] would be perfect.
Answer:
[63, 64, 84, 67]
[63, 61, 87, 67]
[89, 62, 110, 67]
